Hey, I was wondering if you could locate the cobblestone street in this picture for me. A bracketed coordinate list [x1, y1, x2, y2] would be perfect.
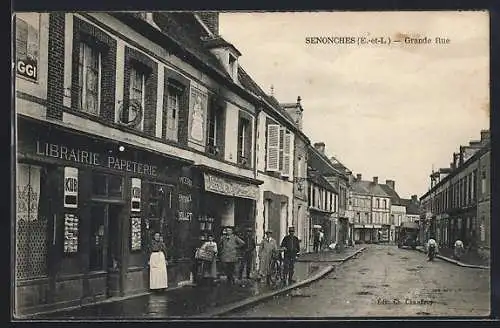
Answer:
[224, 245, 490, 318]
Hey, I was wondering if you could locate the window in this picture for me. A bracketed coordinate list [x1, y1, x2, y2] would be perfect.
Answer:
[127, 66, 146, 130]
[92, 174, 123, 198]
[356, 212, 360, 223]
[165, 85, 181, 142]
[15, 14, 40, 82]
[472, 171, 476, 200]
[278, 128, 285, 172]
[481, 171, 487, 195]
[365, 212, 369, 224]
[308, 185, 312, 207]
[238, 117, 251, 166]
[383, 199, 387, 209]
[330, 193, 333, 212]
[376, 198, 380, 208]
[16, 163, 49, 279]
[391, 214, 395, 225]
[228, 54, 237, 80]
[77, 43, 101, 115]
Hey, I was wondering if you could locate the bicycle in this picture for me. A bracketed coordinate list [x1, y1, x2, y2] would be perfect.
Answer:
[267, 247, 285, 287]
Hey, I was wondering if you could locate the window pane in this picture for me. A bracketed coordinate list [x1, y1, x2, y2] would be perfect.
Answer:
[92, 173, 107, 196]
[108, 175, 123, 197]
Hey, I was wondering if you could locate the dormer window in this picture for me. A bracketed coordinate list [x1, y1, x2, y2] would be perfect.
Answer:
[228, 53, 238, 82]
[136, 12, 160, 30]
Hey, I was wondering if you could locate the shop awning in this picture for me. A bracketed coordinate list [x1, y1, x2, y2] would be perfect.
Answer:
[203, 172, 259, 200]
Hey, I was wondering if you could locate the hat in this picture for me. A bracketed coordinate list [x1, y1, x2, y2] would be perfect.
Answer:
[288, 226, 295, 231]
[265, 229, 273, 234]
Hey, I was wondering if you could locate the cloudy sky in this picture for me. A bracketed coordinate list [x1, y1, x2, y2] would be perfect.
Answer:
[219, 11, 489, 199]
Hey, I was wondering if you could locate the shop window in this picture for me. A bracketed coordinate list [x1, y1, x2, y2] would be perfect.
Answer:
[15, 13, 40, 82]
[16, 164, 49, 280]
[77, 42, 101, 115]
[91, 173, 123, 198]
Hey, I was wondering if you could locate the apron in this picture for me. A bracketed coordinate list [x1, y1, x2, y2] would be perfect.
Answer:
[149, 251, 168, 290]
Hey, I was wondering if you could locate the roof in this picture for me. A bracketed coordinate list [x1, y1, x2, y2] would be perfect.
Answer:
[307, 145, 346, 179]
[202, 36, 242, 56]
[401, 199, 421, 215]
[308, 169, 338, 192]
[350, 181, 391, 198]
[379, 184, 402, 205]
[150, 12, 231, 79]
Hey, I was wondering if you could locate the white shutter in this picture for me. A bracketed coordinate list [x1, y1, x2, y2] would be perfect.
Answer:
[266, 124, 280, 171]
[282, 131, 291, 177]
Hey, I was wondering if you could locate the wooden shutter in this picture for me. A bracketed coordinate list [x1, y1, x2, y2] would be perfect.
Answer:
[266, 124, 280, 171]
[282, 131, 291, 177]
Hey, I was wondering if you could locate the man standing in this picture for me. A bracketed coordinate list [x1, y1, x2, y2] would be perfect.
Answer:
[239, 228, 256, 281]
[313, 229, 320, 253]
[219, 226, 245, 284]
[454, 239, 465, 260]
[281, 226, 301, 285]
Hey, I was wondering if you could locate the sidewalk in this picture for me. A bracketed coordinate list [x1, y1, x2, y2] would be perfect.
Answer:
[32, 246, 365, 319]
[415, 246, 489, 269]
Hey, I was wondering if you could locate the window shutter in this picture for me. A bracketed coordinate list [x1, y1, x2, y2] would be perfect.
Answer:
[283, 131, 292, 177]
[266, 124, 280, 171]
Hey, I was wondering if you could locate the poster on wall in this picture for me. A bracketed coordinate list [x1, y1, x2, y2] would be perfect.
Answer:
[188, 87, 207, 147]
[63, 213, 79, 253]
[131, 178, 141, 212]
[15, 13, 40, 82]
[130, 216, 142, 251]
[64, 167, 78, 208]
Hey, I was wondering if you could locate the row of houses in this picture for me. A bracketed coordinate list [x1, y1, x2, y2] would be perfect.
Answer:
[419, 129, 491, 260]
[13, 11, 421, 316]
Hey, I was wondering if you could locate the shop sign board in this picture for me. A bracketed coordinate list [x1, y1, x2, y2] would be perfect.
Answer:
[204, 173, 259, 200]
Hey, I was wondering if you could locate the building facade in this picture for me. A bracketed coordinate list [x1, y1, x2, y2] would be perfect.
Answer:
[350, 175, 391, 243]
[282, 99, 310, 252]
[14, 11, 293, 315]
[420, 130, 490, 260]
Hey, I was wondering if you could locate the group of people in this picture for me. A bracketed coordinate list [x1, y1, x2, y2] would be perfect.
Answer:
[313, 229, 325, 253]
[195, 226, 301, 286]
[426, 237, 466, 261]
[146, 226, 302, 292]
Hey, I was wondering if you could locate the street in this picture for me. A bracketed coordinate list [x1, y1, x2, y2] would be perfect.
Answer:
[223, 245, 491, 317]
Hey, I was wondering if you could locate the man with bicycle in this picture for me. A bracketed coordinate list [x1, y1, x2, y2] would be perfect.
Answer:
[281, 226, 301, 285]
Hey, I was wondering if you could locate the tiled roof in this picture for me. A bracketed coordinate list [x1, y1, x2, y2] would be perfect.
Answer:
[151, 12, 231, 79]
[308, 145, 345, 178]
[401, 199, 421, 215]
[350, 181, 391, 198]
[308, 169, 337, 192]
[281, 103, 298, 108]
[379, 184, 402, 205]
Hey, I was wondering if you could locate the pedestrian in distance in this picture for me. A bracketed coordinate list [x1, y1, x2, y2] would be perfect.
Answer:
[239, 227, 256, 282]
[313, 229, 320, 253]
[427, 237, 438, 261]
[219, 226, 245, 285]
[258, 230, 278, 285]
[319, 229, 325, 251]
[281, 226, 301, 285]
[454, 239, 465, 261]
[148, 232, 168, 292]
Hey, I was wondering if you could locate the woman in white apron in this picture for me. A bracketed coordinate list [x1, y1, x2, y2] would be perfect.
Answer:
[148, 232, 168, 291]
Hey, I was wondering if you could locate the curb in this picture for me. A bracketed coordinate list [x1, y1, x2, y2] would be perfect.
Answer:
[193, 246, 366, 318]
[415, 248, 489, 270]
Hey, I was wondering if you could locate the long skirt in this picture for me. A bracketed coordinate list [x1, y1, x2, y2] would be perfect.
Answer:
[200, 258, 217, 279]
[150, 251, 168, 290]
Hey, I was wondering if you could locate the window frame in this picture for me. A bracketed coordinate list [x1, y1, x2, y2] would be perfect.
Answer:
[77, 42, 102, 116]
[128, 65, 146, 131]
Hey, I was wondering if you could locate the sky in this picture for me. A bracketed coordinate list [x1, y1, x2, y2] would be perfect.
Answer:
[219, 11, 490, 199]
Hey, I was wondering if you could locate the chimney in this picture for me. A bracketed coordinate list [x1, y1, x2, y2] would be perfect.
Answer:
[356, 173, 362, 181]
[385, 180, 395, 190]
[373, 176, 378, 184]
[313, 142, 325, 154]
[480, 130, 490, 142]
[196, 12, 219, 35]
